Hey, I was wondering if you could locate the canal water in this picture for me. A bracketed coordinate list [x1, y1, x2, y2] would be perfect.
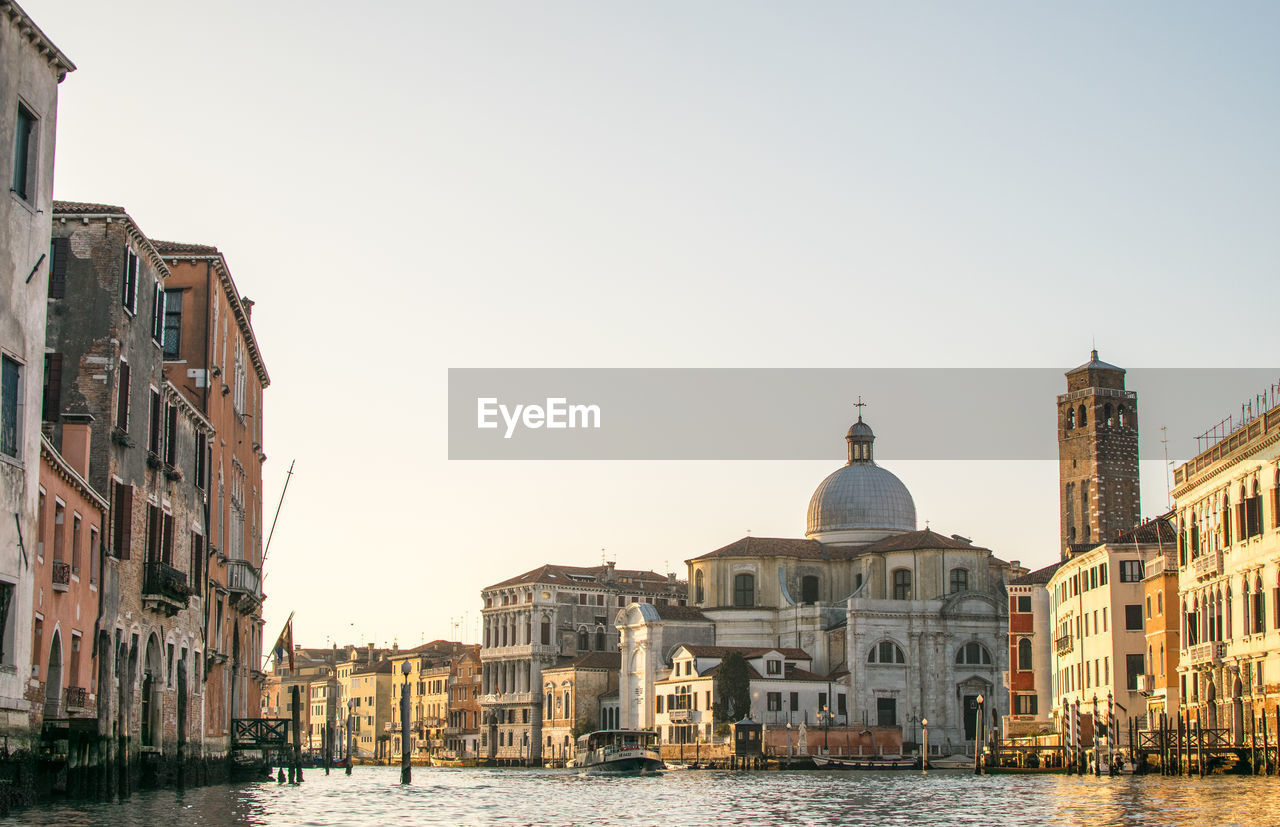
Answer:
[8, 767, 1280, 826]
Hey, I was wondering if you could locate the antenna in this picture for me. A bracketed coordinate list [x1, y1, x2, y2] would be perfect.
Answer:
[1161, 426, 1171, 509]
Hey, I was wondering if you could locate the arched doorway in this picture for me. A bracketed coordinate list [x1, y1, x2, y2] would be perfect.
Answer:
[1205, 679, 1218, 730]
[1231, 676, 1244, 747]
[45, 630, 63, 718]
[142, 635, 162, 747]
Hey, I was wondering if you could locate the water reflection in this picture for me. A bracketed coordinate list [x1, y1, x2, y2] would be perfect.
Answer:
[10, 767, 1278, 826]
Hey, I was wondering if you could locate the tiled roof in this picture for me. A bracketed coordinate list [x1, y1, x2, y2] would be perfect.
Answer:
[1010, 561, 1062, 586]
[53, 200, 126, 214]
[353, 660, 392, 676]
[485, 563, 681, 591]
[1114, 517, 1177, 546]
[702, 662, 764, 681]
[152, 239, 219, 255]
[681, 645, 810, 661]
[689, 537, 828, 562]
[863, 528, 989, 553]
[545, 652, 620, 672]
[650, 604, 707, 622]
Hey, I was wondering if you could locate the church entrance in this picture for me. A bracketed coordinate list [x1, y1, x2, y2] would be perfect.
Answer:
[876, 697, 897, 727]
[963, 695, 979, 741]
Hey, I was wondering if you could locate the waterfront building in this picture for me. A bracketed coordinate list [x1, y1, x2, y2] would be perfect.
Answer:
[350, 659, 392, 759]
[387, 641, 466, 760]
[155, 241, 270, 752]
[32, 428, 106, 742]
[46, 202, 214, 781]
[1139, 547, 1180, 724]
[445, 644, 482, 757]
[1047, 518, 1173, 746]
[479, 562, 686, 762]
[1003, 562, 1060, 737]
[0, 0, 73, 749]
[261, 646, 337, 754]
[539, 651, 619, 762]
[1172, 397, 1280, 740]
[658, 415, 1018, 756]
[1057, 350, 1140, 559]
[616, 602, 715, 731]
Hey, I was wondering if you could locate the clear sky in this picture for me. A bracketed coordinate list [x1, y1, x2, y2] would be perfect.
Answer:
[21, 1, 1280, 652]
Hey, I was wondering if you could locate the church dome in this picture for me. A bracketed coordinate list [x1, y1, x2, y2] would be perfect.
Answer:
[806, 417, 916, 543]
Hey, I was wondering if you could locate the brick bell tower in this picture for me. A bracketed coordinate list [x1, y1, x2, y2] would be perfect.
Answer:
[1057, 350, 1140, 559]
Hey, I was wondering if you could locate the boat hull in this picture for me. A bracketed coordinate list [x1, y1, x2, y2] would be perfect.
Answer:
[812, 755, 922, 770]
[580, 756, 665, 774]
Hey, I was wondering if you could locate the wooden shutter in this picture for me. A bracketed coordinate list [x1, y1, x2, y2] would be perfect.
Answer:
[43, 353, 62, 421]
[116, 362, 130, 430]
[49, 237, 69, 299]
[113, 482, 132, 559]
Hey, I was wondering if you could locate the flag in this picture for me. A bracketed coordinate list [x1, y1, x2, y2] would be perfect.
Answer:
[272, 612, 295, 671]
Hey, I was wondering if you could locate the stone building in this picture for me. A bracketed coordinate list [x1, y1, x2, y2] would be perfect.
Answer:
[445, 644, 481, 757]
[1047, 518, 1173, 748]
[539, 651, 619, 762]
[480, 562, 686, 762]
[349, 659, 392, 760]
[45, 202, 214, 788]
[1058, 350, 1140, 558]
[32, 427, 107, 752]
[0, 0, 73, 755]
[1172, 397, 1279, 740]
[154, 241, 270, 755]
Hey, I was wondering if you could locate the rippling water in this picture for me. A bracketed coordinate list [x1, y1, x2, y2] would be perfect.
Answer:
[11, 767, 1280, 826]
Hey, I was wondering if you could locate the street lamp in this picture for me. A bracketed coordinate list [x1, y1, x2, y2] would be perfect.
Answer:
[346, 699, 354, 775]
[786, 722, 792, 761]
[921, 718, 929, 768]
[400, 660, 412, 784]
[974, 695, 985, 775]
[823, 705, 830, 754]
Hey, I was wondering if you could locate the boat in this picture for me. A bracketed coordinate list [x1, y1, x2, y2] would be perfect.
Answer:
[430, 755, 477, 768]
[573, 730, 664, 774]
[811, 754, 922, 770]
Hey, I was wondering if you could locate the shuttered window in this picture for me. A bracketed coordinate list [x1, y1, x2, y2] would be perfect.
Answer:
[112, 482, 132, 559]
[48, 237, 69, 299]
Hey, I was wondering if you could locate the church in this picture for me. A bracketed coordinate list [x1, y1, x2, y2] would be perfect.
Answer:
[617, 411, 1023, 756]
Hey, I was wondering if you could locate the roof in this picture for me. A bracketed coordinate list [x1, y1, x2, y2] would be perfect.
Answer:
[1067, 349, 1125, 374]
[52, 200, 172, 280]
[545, 652, 620, 672]
[52, 200, 124, 214]
[702, 662, 763, 681]
[152, 239, 218, 254]
[1010, 561, 1063, 586]
[650, 604, 707, 621]
[485, 563, 682, 592]
[689, 537, 828, 563]
[680, 645, 810, 661]
[2, 2, 76, 76]
[352, 660, 393, 676]
[863, 527, 989, 553]
[1113, 516, 1177, 547]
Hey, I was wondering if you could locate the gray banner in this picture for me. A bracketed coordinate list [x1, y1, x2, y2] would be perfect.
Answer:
[447, 368, 1280, 461]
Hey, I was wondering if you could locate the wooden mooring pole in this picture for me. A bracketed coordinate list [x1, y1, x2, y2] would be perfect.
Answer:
[291, 685, 304, 783]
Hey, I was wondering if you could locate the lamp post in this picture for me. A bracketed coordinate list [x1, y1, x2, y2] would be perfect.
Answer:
[346, 699, 354, 775]
[1092, 694, 1101, 777]
[823, 705, 830, 754]
[974, 695, 985, 775]
[400, 660, 412, 784]
[922, 718, 929, 769]
[786, 722, 792, 761]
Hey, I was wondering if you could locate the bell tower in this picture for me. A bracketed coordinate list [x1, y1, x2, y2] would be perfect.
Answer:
[1057, 350, 1140, 558]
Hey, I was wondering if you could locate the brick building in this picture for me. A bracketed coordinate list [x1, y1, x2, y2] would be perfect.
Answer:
[1003, 562, 1059, 737]
[0, 0, 73, 754]
[155, 241, 270, 754]
[45, 202, 214, 788]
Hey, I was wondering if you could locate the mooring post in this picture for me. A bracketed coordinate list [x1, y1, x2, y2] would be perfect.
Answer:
[291, 685, 304, 783]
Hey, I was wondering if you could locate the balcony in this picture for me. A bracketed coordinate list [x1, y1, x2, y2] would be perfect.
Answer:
[1145, 555, 1172, 579]
[1188, 641, 1226, 667]
[479, 691, 536, 707]
[227, 559, 263, 611]
[1192, 551, 1222, 580]
[143, 561, 190, 614]
[668, 708, 692, 723]
[51, 561, 71, 592]
[1055, 634, 1074, 656]
[1135, 674, 1154, 696]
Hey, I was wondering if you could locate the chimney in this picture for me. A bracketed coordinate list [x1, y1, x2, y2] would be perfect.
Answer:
[60, 413, 95, 479]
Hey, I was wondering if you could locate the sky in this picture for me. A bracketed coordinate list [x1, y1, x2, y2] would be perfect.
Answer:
[20, 1, 1280, 652]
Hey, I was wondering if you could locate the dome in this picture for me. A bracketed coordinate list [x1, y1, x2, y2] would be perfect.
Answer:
[806, 417, 916, 543]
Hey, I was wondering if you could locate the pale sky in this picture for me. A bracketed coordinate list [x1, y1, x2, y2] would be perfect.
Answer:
[21, 1, 1280, 652]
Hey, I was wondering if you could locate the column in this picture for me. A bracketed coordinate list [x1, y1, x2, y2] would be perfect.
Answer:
[618, 629, 632, 728]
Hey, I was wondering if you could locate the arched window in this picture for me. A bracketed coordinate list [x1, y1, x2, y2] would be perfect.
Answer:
[577, 629, 589, 651]
[1159, 643, 1165, 675]
[867, 641, 906, 664]
[955, 641, 992, 665]
[1105, 403, 1113, 426]
[595, 628, 606, 651]
[950, 568, 969, 594]
[801, 575, 820, 603]
[1078, 404, 1088, 428]
[1118, 405, 1127, 427]
[733, 573, 754, 607]
[1066, 407, 1075, 429]
[1017, 637, 1033, 671]
[892, 569, 912, 600]
[694, 570, 705, 604]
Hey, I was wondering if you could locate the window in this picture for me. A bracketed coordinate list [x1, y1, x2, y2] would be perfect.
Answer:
[892, 569, 912, 600]
[766, 659, 781, 675]
[151, 282, 166, 344]
[1121, 604, 1142, 631]
[577, 629, 588, 650]
[42, 353, 62, 422]
[1078, 404, 1087, 428]
[163, 402, 178, 466]
[1146, 596, 1152, 619]
[1016, 595, 1032, 614]
[162, 290, 183, 359]
[801, 575, 819, 603]
[161, 512, 174, 565]
[115, 361, 131, 431]
[11, 103, 37, 201]
[1119, 560, 1142, 582]
[89, 526, 100, 585]
[1014, 694, 1038, 715]
[1125, 654, 1144, 690]
[148, 389, 162, 454]
[190, 532, 203, 589]
[767, 692, 782, 712]
[955, 642, 992, 665]
[1, 355, 21, 458]
[1099, 564, 1107, 586]
[145, 504, 161, 563]
[694, 570, 704, 603]
[950, 568, 968, 594]
[733, 573, 754, 607]
[876, 697, 897, 727]
[868, 641, 905, 664]
[194, 431, 207, 490]
[122, 249, 139, 314]
[1017, 638, 1033, 671]
[111, 482, 132, 559]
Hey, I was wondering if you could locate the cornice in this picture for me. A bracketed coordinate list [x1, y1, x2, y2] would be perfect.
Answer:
[39, 435, 108, 511]
[2, 1, 75, 78]
[158, 251, 269, 387]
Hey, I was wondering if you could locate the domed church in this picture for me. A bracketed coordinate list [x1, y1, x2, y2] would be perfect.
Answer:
[620, 412, 1021, 756]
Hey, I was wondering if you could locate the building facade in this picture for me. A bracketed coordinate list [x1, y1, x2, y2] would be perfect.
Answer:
[0, 0, 73, 747]
[1139, 549, 1180, 724]
[445, 644, 481, 757]
[1172, 399, 1280, 741]
[1003, 562, 1059, 737]
[539, 652, 618, 762]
